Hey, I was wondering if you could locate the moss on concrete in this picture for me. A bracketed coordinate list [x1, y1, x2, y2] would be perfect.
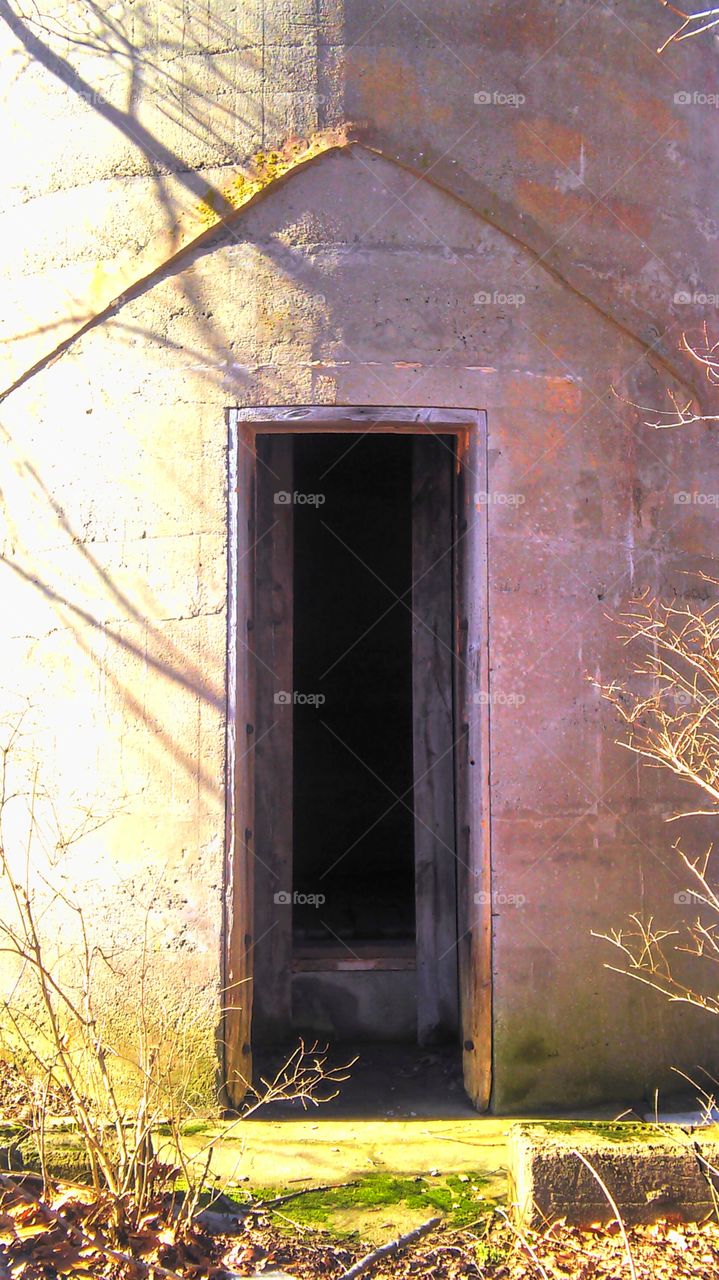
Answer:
[0, 1114, 505, 1245]
[535, 1120, 663, 1144]
[228, 1171, 498, 1243]
[195, 130, 353, 227]
[493, 1028, 559, 1108]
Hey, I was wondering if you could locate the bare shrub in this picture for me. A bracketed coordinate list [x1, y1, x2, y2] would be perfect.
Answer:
[598, 327, 719, 1037]
[0, 712, 351, 1247]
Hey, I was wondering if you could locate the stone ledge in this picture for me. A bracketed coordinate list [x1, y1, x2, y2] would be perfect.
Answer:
[508, 1121, 719, 1228]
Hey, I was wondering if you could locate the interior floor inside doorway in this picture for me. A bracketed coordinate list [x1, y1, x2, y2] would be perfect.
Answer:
[251, 1043, 473, 1119]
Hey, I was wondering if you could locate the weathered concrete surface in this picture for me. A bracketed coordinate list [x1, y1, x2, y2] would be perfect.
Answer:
[2, 2, 715, 392]
[0, 1, 718, 1110]
[182, 1116, 510, 1189]
[510, 1121, 719, 1227]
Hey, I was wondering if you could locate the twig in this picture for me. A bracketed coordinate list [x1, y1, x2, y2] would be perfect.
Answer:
[256, 1179, 359, 1209]
[693, 1138, 719, 1218]
[444, 1214, 495, 1238]
[265, 1207, 318, 1236]
[569, 1149, 637, 1280]
[494, 1206, 551, 1280]
[654, 0, 719, 51]
[336, 1215, 442, 1280]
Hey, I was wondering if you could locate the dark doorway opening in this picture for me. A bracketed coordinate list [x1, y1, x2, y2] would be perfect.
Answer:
[292, 435, 415, 954]
[251, 427, 462, 1053]
[226, 406, 491, 1112]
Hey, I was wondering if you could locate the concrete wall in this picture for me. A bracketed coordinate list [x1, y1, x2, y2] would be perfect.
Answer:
[1, 0, 718, 1109]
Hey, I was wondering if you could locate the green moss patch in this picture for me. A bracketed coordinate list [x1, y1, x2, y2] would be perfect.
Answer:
[534, 1120, 664, 1145]
[228, 1170, 498, 1243]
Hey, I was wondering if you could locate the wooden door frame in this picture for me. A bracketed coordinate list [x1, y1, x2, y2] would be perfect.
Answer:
[223, 406, 492, 1110]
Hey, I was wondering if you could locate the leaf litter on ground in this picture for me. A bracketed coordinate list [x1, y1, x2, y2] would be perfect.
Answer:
[0, 1174, 717, 1279]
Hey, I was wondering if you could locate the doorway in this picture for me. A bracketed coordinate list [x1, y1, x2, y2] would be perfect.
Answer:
[225, 407, 491, 1110]
[292, 435, 416, 980]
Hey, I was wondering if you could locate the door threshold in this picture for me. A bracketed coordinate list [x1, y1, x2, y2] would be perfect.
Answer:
[293, 940, 416, 972]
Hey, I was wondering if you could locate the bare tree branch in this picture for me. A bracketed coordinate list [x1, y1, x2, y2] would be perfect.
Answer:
[655, 1, 719, 52]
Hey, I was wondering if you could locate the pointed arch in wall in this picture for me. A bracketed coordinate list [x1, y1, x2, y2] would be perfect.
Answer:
[1, 133, 696, 412]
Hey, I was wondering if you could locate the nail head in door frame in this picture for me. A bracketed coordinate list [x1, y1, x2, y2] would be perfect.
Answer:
[224, 405, 492, 1112]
